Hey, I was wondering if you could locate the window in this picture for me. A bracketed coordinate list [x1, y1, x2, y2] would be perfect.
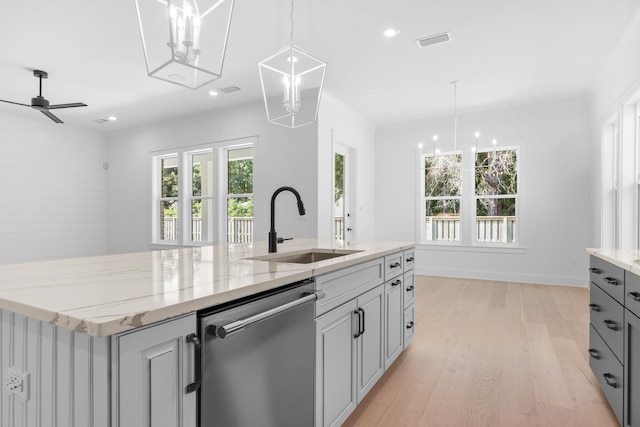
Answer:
[419, 146, 520, 246]
[190, 150, 214, 243]
[152, 139, 255, 245]
[159, 155, 179, 242]
[474, 148, 518, 244]
[422, 152, 462, 242]
[226, 146, 254, 243]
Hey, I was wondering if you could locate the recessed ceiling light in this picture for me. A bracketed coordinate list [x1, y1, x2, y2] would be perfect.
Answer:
[209, 90, 219, 96]
[383, 28, 398, 38]
[108, 116, 117, 121]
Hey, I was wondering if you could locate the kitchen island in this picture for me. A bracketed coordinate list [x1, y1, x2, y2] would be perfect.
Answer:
[0, 239, 415, 426]
[587, 248, 640, 426]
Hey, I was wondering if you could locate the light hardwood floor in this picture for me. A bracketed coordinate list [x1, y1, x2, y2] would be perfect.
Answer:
[343, 275, 618, 427]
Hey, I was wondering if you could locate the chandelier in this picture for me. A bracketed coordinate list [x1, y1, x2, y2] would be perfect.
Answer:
[258, 0, 326, 128]
[134, 0, 235, 89]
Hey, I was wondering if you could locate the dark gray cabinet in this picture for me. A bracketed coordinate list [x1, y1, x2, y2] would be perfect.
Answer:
[624, 309, 640, 427]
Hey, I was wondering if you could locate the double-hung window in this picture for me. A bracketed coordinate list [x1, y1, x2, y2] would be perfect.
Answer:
[422, 152, 463, 242]
[152, 138, 255, 245]
[159, 155, 179, 242]
[474, 148, 518, 244]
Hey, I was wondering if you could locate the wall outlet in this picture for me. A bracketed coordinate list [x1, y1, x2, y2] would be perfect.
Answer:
[5, 367, 29, 400]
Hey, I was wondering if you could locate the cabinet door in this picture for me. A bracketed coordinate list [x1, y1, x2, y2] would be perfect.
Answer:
[115, 314, 197, 427]
[625, 309, 640, 427]
[384, 278, 403, 370]
[316, 300, 358, 427]
[357, 285, 385, 402]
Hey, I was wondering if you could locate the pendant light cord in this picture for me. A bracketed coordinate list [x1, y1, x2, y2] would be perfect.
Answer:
[452, 81, 458, 151]
[290, 0, 295, 46]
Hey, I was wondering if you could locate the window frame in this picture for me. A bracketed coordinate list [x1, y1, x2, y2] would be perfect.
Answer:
[151, 137, 255, 246]
[473, 146, 519, 247]
[419, 149, 464, 245]
[417, 145, 522, 248]
[223, 144, 254, 244]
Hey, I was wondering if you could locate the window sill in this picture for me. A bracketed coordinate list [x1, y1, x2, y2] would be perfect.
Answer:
[417, 243, 527, 255]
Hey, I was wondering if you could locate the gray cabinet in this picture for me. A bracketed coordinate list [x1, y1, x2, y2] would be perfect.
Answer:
[356, 285, 385, 402]
[113, 313, 197, 427]
[384, 276, 404, 370]
[588, 256, 626, 426]
[315, 286, 384, 427]
[315, 299, 358, 427]
[315, 248, 415, 427]
[403, 249, 416, 348]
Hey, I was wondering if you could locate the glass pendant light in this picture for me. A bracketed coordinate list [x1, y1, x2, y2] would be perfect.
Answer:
[258, 0, 326, 128]
[134, 0, 235, 89]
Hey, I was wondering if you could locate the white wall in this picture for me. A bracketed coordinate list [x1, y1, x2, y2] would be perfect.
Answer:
[317, 92, 377, 241]
[106, 102, 318, 254]
[0, 111, 107, 263]
[375, 99, 591, 286]
[588, 10, 640, 248]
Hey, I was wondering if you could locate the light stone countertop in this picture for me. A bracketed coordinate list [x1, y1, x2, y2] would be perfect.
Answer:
[587, 248, 640, 273]
[0, 239, 414, 337]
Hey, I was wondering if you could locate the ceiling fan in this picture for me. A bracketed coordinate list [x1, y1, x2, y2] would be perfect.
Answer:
[0, 70, 87, 123]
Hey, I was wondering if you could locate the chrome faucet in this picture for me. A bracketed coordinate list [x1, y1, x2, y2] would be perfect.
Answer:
[269, 186, 306, 252]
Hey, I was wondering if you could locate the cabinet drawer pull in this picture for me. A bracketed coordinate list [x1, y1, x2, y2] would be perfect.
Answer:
[589, 267, 602, 274]
[406, 257, 414, 262]
[603, 373, 617, 388]
[629, 291, 640, 302]
[406, 285, 415, 292]
[588, 303, 600, 312]
[406, 321, 415, 329]
[389, 262, 401, 269]
[604, 277, 618, 286]
[392, 280, 401, 287]
[603, 319, 618, 331]
[353, 310, 362, 338]
[588, 348, 600, 360]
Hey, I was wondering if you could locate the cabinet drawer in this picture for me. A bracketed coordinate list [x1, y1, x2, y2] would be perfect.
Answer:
[404, 272, 415, 309]
[315, 257, 384, 317]
[403, 248, 415, 272]
[589, 325, 623, 425]
[590, 256, 625, 304]
[384, 252, 403, 281]
[403, 304, 415, 348]
[625, 271, 640, 319]
[590, 283, 624, 362]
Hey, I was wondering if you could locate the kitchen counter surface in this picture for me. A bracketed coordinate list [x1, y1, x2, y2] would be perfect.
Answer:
[587, 248, 640, 273]
[0, 239, 414, 337]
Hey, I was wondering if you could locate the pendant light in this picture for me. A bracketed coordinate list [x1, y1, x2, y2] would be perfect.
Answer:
[134, 0, 235, 89]
[258, 0, 326, 128]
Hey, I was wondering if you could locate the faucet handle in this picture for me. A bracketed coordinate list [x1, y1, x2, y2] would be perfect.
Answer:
[277, 237, 293, 244]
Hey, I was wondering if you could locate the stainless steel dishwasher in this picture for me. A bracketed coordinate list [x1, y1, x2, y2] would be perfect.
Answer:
[198, 278, 322, 427]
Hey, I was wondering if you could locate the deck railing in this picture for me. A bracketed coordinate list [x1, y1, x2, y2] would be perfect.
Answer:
[227, 217, 253, 243]
[334, 217, 344, 240]
[161, 217, 254, 243]
[425, 216, 516, 243]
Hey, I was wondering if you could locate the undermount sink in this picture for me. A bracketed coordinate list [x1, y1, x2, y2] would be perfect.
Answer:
[249, 249, 362, 264]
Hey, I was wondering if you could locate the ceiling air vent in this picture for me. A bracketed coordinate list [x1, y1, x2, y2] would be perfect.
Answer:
[416, 32, 451, 48]
[218, 86, 241, 94]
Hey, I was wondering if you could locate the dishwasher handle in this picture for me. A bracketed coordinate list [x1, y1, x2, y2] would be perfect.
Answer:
[211, 290, 325, 339]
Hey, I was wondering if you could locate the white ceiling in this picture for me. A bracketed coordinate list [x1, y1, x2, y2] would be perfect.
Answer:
[0, 0, 638, 133]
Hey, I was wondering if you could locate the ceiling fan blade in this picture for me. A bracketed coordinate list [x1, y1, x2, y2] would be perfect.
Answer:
[0, 99, 30, 107]
[40, 109, 63, 123]
[47, 102, 87, 109]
